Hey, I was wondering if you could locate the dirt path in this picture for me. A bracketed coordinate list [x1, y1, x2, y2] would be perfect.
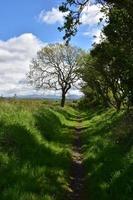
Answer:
[68, 117, 86, 200]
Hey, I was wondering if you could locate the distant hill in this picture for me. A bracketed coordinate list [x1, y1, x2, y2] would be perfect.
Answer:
[1, 94, 82, 100]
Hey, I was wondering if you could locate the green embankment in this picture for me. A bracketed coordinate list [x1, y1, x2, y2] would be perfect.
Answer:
[82, 108, 133, 200]
[0, 100, 77, 200]
[0, 100, 133, 200]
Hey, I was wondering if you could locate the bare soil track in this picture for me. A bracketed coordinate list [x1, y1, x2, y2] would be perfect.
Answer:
[68, 117, 87, 200]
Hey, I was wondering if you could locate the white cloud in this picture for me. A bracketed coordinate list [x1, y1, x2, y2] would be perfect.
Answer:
[83, 28, 101, 43]
[80, 3, 104, 25]
[0, 33, 45, 96]
[93, 29, 103, 43]
[39, 4, 104, 26]
[38, 3, 105, 48]
[83, 26, 106, 44]
[0, 33, 81, 98]
[81, 3, 106, 44]
[39, 8, 68, 24]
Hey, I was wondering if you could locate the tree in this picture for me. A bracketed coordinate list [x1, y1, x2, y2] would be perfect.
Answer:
[28, 44, 82, 107]
[78, 53, 111, 108]
[91, 42, 128, 110]
[59, 0, 106, 43]
[59, 0, 133, 110]
[102, 0, 133, 108]
[78, 44, 131, 110]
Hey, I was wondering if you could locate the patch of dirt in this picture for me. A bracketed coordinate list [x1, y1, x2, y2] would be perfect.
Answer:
[67, 118, 86, 200]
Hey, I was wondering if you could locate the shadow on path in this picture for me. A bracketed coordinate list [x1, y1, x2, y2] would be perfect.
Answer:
[67, 117, 88, 200]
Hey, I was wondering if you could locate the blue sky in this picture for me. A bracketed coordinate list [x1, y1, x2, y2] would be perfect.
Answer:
[0, 0, 57, 41]
[0, 0, 103, 49]
[0, 0, 104, 97]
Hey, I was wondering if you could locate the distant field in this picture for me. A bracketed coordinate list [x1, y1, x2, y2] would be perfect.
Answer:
[0, 98, 78, 107]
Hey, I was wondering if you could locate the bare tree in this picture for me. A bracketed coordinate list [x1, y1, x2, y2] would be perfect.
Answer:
[28, 43, 82, 107]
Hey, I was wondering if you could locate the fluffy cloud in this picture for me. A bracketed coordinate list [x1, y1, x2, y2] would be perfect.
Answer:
[93, 29, 104, 43]
[39, 8, 68, 24]
[81, 3, 106, 44]
[83, 27, 104, 44]
[0, 33, 45, 96]
[39, 3, 104, 26]
[80, 3, 103, 25]
[0, 33, 81, 98]
[38, 3, 105, 46]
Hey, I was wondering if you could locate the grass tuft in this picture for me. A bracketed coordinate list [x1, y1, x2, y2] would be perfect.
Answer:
[0, 100, 77, 200]
[82, 108, 133, 200]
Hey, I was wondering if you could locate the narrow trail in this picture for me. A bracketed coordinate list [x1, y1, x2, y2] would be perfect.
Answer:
[68, 116, 86, 200]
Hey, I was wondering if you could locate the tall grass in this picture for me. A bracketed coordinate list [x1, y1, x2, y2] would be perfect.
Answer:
[82, 108, 133, 200]
[0, 100, 77, 200]
[1, 99, 132, 200]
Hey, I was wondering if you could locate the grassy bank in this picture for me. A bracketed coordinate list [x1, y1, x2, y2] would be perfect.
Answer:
[0, 100, 77, 200]
[0, 99, 133, 200]
[82, 108, 133, 200]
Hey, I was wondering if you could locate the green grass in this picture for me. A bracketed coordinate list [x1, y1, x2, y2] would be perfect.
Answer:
[82, 108, 133, 200]
[0, 100, 78, 200]
[0, 99, 133, 200]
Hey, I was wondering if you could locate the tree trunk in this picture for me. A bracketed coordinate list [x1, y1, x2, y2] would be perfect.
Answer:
[61, 92, 66, 107]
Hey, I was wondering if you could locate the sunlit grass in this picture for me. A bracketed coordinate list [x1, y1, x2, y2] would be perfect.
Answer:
[82, 108, 133, 200]
[0, 100, 77, 200]
[1, 99, 132, 200]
